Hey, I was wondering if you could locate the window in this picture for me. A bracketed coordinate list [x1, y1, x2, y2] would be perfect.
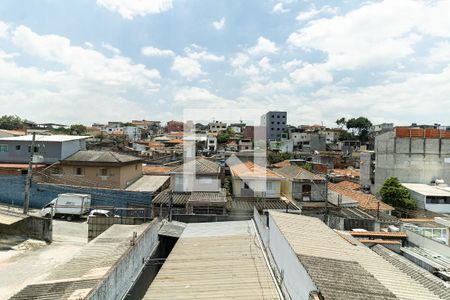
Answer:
[15, 145, 21, 151]
[277, 122, 280, 124]
[277, 115, 280, 118]
[28, 145, 39, 153]
[75, 167, 84, 176]
[266, 181, 273, 190]
[282, 116, 285, 118]
[99, 168, 108, 176]
[0, 144, 8, 152]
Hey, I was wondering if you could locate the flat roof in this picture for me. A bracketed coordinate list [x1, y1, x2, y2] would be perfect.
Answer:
[269, 211, 441, 300]
[125, 175, 169, 192]
[402, 183, 450, 197]
[142, 221, 281, 299]
[0, 209, 28, 225]
[0, 135, 90, 142]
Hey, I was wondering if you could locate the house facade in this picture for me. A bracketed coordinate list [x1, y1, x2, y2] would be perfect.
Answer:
[0, 135, 88, 164]
[169, 158, 221, 192]
[229, 160, 283, 198]
[44, 150, 142, 189]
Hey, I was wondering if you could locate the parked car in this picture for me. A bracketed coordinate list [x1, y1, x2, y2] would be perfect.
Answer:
[39, 193, 91, 221]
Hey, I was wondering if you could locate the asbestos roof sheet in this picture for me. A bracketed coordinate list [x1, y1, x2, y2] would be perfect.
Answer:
[227, 197, 299, 211]
[373, 245, 450, 300]
[142, 221, 281, 300]
[63, 150, 141, 164]
[275, 165, 325, 181]
[151, 190, 191, 205]
[126, 175, 169, 192]
[402, 183, 450, 197]
[10, 223, 151, 300]
[170, 158, 220, 174]
[269, 211, 442, 300]
[188, 191, 228, 204]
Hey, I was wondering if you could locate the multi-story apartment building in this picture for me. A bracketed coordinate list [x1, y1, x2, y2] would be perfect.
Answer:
[260, 111, 287, 141]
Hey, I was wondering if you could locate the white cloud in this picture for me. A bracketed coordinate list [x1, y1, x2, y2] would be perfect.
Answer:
[230, 53, 249, 67]
[0, 21, 9, 38]
[248, 36, 279, 56]
[258, 57, 275, 72]
[141, 46, 175, 57]
[102, 42, 121, 55]
[288, 0, 450, 72]
[282, 59, 303, 70]
[174, 87, 235, 108]
[96, 0, 173, 19]
[185, 45, 224, 62]
[212, 17, 226, 30]
[290, 64, 333, 85]
[171, 56, 203, 80]
[428, 41, 450, 64]
[296, 6, 338, 22]
[273, 3, 290, 14]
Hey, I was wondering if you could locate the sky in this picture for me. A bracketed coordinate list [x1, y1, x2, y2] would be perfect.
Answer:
[0, 0, 450, 127]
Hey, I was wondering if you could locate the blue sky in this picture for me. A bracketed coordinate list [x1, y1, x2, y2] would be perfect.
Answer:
[0, 0, 450, 126]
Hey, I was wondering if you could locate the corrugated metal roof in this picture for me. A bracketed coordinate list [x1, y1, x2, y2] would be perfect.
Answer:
[401, 247, 450, 271]
[188, 191, 227, 204]
[142, 221, 281, 299]
[402, 183, 450, 197]
[126, 175, 169, 192]
[269, 211, 442, 300]
[373, 245, 450, 300]
[151, 190, 191, 205]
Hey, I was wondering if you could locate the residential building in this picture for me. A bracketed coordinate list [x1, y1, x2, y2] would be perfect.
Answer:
[275, 165, 326, 202]
[102, 126, 141, 142]
[261, 111, 287, 141]
[206, 134, 217, 152]
[44, 150, 142, 189]
[229, 160, 283, 198]
[374, 127, 450, 193]
[372, 123, 394, 135]
[238, 138, 252, 151]
[360, 150, 375, 190]
[402, 183, 450, 213]
[166, 120, 184, 133]
[229, 122, 245, 134]
[243, 125, 254, 139]
[169, 158, 221, 192]
[0, 135, 88, 164]
[208, 121, 227, 133]
[269, 139, 293, 153]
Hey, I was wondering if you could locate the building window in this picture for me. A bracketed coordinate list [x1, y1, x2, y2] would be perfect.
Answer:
[15, 145, 21, 151]
[277, 115, 280, 118]
[277, 122, 280, 124]
[99, 168, 108, 176]
[28, 146, 39, 153]
[0, 144, 8, 152]
[135, 164, 138, 170]
[282, 116, 285, 118]
[75, 167, 84, 176]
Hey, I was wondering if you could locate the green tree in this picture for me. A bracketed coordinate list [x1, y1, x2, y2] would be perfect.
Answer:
[336, 117, 347, 128]
[69, 124, 87, 135]
[0, 115, 26, 130]
[217, 133, 230, 144]
[268, 152, 291, 164]
[380, 177, 416, 210]
[346, 117, 373, 142]
[303, 163, 313, 172]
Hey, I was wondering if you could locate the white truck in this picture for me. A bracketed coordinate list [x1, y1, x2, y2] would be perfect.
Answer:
[39, 193, 91, 221]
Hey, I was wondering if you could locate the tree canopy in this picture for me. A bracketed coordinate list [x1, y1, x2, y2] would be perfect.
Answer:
[0, 115, 27, 130]
[380, 177, 416, 210]
[335, 116, 373, 143]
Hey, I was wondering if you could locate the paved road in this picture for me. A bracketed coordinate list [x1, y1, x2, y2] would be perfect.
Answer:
[0, 219, 88, 299]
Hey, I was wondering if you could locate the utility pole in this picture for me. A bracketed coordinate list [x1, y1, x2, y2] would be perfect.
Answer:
[23, 132, 36, 215]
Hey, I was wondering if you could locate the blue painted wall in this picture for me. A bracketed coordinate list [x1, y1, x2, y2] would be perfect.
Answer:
[0, 176, 152, 212]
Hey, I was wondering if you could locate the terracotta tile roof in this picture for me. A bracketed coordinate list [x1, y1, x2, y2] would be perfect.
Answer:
[332, 168, 360, 178]
[142, 165, 174, 175]
[335, 181, 361, 190]
[328, 182, 393, 211]
[164, 139, 183, 144]
[230, 161, 283, 179]
[0, 163, 45, 169]
[273, 160, 291, 168]
[275, 165, 325, 181]
[0, 129, 26, 136]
